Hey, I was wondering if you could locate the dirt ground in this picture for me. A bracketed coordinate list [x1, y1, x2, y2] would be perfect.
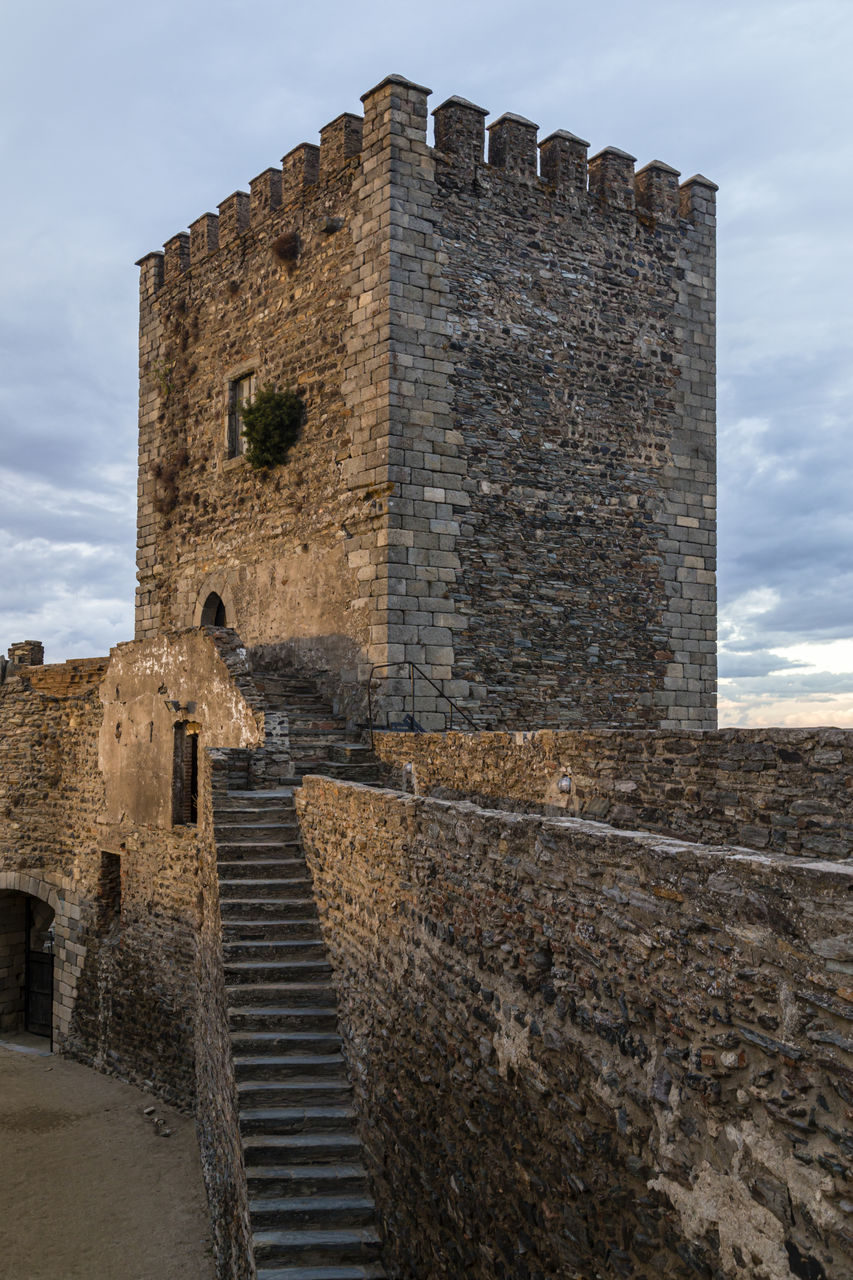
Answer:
[0, 1043, 216, 1280]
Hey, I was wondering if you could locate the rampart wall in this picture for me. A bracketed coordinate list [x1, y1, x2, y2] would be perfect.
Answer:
[374, 727, 853, 859]
[297, 775, 853, 1280]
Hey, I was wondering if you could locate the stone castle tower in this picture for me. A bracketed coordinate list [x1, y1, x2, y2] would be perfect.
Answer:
[135, 74, 717, 732]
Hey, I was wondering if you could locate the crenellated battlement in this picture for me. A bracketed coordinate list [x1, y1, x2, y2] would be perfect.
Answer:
[140, 74, 715, 293]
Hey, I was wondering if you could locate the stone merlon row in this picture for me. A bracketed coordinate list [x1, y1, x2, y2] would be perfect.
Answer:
[139, 73, 718, 289]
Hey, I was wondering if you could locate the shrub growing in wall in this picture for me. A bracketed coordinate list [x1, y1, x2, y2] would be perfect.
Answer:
[240, 386, 304, 470]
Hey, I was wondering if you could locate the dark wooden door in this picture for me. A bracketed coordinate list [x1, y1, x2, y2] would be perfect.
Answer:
[25, 902, 53, 1040]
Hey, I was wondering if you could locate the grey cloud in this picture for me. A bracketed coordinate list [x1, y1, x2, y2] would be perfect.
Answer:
[718, 650, 809, 679]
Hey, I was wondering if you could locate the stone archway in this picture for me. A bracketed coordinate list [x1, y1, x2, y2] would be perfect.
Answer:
[0, 872, 85, 1049]
[200, 592, 227, 626]
[192, 575, 236, 631]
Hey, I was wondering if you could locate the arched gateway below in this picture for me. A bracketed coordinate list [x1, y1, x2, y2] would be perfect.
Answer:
[200, 592, 227, 627]
[0, 890, 55, 1042]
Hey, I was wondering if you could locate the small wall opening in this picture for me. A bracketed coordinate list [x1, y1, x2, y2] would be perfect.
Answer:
[0, 891, 54, 1042]
[200, 592, 227, 627]
[172, 723, 199, 825]
[97, 852, 122, 930]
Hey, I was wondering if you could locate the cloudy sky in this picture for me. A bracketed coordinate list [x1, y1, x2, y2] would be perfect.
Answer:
[1, 0, 850, 726]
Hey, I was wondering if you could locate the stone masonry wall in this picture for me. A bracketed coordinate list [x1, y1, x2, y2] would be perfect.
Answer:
[135, 100, 389, 726]
[0, 655, 200, 1097]
[430, 100, 716, 730]
[0, 638, 268, 1275]
[297, 776, 853, 1280]
[373, 728, 853, 859]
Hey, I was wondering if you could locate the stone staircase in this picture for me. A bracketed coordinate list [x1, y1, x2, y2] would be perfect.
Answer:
[227, 663, 383, 791]
[215, 665, 387, 1280]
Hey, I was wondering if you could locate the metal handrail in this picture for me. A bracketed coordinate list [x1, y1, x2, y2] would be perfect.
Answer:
[366, 661, 479, 748]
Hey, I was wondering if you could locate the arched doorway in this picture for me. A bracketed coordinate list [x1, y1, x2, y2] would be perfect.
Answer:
[0, 891, 55, 1043]
[200, 591, 227, 626]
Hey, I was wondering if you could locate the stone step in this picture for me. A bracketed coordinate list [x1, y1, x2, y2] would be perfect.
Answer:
[279, 765, 381, 787]
[255, 1265, 386, 1280]
[240, 1104, 356, 1137]
[220, 898, 319, 921]
[221, 788, 297, 802]
[219, 879, 314, 901]
[286, 717, 347, 730]
[215, 823, 299, 843]
[237, 1078, 352, 1108]
[217, 842, 303, 860]
[218, 859, 307, 879]
[234, 1053, 347, 1080]
[228, 1005, 340, 1033]
[227, 981, 336, 1009]
[289, 731, 350, 746]
[243, 1131, 364, 1165]
[252, 677, 322, 692]
[216, 804, 296, 819]
[327, 744, 373, 763]
[224, 939, 327, 962]
[225, 960, 333, 985]
[253, 1226, 383, 1267]
[247, 1163, 370, 1199]
[249, 1195, 376, 1232]
[222, 918, 322, 940]
[230, 1030, 342, 1056]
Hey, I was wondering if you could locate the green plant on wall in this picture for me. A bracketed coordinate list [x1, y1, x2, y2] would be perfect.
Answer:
[240, 385, 304, 470]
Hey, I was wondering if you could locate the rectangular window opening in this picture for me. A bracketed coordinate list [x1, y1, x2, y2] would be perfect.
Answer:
[172, 723, 199, 826]
[98, 852, 122, 929]
[227, 372, 256, 458]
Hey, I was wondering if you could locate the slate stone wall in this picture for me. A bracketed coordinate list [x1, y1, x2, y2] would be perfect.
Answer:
[431, 105, 716, 731]
[194, 748, 254, 1280]
[374, 727, 853, 859]
[297, 776, 853, 1280]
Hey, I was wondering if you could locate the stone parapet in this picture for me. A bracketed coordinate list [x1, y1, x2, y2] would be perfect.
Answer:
[374, 727, 853, 858]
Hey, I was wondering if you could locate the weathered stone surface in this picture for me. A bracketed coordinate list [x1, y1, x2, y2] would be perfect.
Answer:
[374, 726, 853, 858]
[297, 776, 853, 1280]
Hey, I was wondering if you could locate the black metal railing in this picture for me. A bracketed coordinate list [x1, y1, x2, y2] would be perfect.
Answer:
[366, 661, 479, 747]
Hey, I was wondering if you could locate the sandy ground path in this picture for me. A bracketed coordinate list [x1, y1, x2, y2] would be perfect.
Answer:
[0, 1044, 216, 1280]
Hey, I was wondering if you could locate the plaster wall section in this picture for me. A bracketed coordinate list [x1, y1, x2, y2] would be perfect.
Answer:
[430, 104, 717, 729]
[100, 627, 262, 828]
[297, 776, 853, 1280]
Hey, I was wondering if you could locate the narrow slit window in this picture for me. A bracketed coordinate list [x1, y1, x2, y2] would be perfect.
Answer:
[172, 724, 200, 826]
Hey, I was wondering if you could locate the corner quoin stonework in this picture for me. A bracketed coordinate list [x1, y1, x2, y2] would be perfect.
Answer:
[134, 74, 717, 732]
